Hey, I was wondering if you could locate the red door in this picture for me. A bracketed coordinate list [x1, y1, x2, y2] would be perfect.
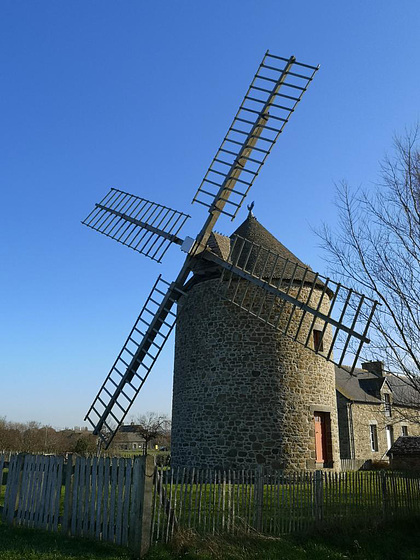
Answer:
[314, 414, 325, 462]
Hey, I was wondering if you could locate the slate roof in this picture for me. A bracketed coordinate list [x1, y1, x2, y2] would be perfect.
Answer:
[231, 215, 309, 272]
[386, 375, 420, 408]
[387, 436, 420, 457]
[230, 215, 315, 282]
[207, 232, 231, 261]
[198, 214, 329, 293]
[114, 424, 145, 444]
[335, 366, 386, 403]
[118, 425, 140, 433]
[335, 366, 419, 407]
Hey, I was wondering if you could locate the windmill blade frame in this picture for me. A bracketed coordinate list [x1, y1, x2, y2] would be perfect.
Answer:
[192, 52, 319, 250]
[82, 188, 191, 263]
[82, 51, 338, 451]
[84, 275, 183, 448]
[203, 235, 379, 372]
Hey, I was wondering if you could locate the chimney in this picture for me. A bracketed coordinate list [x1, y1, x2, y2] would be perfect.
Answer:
[362, 361, 384, 377]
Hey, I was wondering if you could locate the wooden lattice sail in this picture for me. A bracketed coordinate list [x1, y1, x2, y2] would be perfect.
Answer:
[82, 51, 378, 450]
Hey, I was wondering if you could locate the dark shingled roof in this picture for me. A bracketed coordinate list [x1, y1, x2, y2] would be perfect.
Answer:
[229, 215, 322, 284]
[387, 436, 420, 457]
[335, 366, 387, 403]
[231, 215, 309, 269]
[207, 232, 231, 261]
[386, 375, 420, 408]
[336, 365, 420, 407]
[118, 425, 139, 433]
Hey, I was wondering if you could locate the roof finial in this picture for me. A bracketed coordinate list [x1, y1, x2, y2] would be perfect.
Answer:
[247, 201, 255, 218]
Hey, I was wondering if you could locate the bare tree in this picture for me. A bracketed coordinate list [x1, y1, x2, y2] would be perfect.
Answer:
[0, 417, 98, 454]
[318, 128, 420, 409]
[134, 412, 171, 453]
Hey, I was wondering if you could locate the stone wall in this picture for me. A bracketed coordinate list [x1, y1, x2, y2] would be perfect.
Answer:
[337, 398, 420, 461]
[171, 278, 340, 471]
[336, 392, 352, 459]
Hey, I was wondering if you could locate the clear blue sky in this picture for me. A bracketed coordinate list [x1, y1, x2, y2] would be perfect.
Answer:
[1, 1, 419, 428]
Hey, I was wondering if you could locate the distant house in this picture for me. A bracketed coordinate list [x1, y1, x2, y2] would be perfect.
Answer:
[336, 361, 420, 465]
[111, 424, 146, 452]
[387, 436, 420, 470]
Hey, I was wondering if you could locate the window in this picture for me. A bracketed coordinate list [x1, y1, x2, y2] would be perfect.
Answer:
[313, 329, 324, 352]
[383, 393, 392, 417]
[401, 425, 408, 437]
[386, 425, 394, 450]
[370, 424, 378, 452]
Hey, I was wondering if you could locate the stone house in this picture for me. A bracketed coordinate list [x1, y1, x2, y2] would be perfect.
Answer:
[336, 361, 420, 464]
[387, 436, 420, 470]
[111, 424, 146, 452]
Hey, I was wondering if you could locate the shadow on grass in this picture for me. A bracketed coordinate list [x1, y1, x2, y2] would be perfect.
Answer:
[0, 521, 132, 560]
[145, 517, 420, 560]
[2, 517, 420, 560]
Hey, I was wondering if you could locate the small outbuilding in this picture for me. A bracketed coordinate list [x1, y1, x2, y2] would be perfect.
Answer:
[387, 436, 420, 470]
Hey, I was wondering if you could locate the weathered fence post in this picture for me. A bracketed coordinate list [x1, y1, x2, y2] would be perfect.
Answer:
[314, 470, 323, 524]
[140, 454, 154, 556]
[62, 454, 74, 534]
[129, 454, 154, 558]
[254, 465, 264, 532]
[0, 452, 5, 488]
[381, 471, 388, 519]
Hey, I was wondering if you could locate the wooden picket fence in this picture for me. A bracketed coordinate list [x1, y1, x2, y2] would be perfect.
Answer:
[0, 452, 153, 553]
[152, 467, 420, 542]
[340, 458, 370, 471]
[3, 453, 420, 550]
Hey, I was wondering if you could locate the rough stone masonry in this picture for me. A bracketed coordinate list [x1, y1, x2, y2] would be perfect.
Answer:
[171, 215, 340, 471]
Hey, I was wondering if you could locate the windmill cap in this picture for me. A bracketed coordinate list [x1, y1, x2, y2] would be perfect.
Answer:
[231, 214, 308, 267]
[204, 214, 331, 295]
[230, 214, 316, 282]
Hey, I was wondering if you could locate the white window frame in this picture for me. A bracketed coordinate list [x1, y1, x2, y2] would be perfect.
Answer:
[369, 423, 378, 452]
[386, 425, 394, 450]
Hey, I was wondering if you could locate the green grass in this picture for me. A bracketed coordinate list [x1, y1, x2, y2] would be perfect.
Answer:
[147, 518, 420, 559]
[0, 519, 131, 560]
[1, 517, 420, 559]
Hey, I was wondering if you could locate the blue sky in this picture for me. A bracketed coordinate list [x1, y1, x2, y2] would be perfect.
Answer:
[1, 1, 419, 428]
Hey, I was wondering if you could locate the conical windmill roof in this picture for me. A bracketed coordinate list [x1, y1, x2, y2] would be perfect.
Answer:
[232, 214, 308, 267]
[229, 213, 315, 282]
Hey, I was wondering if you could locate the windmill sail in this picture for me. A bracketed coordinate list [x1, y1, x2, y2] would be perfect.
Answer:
[192, 52, 319, 222]
[84, 275, 181, 448]
[204, 236, 378, 372]
[82, 188, 190, 263]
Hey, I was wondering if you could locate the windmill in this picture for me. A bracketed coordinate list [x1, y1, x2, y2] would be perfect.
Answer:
[82, 52, 379, 463]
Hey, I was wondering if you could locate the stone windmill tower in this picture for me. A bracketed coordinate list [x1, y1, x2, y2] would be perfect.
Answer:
[81, 52, 378, 470]
[172, 209, 340, 471]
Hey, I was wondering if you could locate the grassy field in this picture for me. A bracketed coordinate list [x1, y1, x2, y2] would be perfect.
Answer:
[149, 518, 420, 560]
[1, 517, 420, 559]
[0, 519, 131, 560]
